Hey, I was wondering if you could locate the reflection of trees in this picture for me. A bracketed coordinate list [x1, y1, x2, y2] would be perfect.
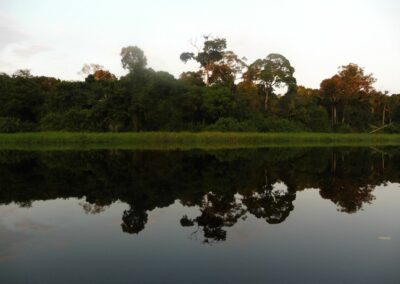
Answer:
[180, 193, 246, 244]
[317, 149, 384, 213]
[319, 184, 375, 213]
[0, 147, 399, 242]
[80, 201, 109, 214]
[242, 183, 296, 224]
[121, 206, 148, 234]
[180, 182, 297, 242]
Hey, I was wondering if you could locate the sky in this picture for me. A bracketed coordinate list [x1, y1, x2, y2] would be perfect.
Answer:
[0, 0, 399, 93]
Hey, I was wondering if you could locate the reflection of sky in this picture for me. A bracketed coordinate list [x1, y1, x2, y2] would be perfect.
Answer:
[0, 0, 400, 93]
[0, 222, 27, 262]
[0, 185, 399, 283]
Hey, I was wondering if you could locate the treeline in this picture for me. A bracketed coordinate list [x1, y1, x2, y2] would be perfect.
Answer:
[0, 36, 399, 133]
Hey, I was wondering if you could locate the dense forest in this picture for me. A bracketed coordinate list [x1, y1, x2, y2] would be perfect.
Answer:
[1, 36, 399, 133]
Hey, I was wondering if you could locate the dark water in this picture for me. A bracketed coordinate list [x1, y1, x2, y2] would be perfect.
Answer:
[0, 148, 399, 284]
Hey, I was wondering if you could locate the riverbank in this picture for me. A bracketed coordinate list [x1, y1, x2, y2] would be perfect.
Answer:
[0, 132, 400, 150]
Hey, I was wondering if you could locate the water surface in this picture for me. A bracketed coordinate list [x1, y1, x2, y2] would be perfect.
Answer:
[0, 148, 399, 283]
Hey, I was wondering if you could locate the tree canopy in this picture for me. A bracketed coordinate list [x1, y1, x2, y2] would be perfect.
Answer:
[121, 46, 147, 73]
[0, 37, 399, 133]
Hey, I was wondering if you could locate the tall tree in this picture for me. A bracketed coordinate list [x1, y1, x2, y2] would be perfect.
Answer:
[338, 63, 376, 97]
[244, 54, 296, 111]
[339, 64, 376, 126]
[320, 63, 376, 126]
[120, 46, 147, 73]
[208, 51, 246, 86]
[180, 36, 245, 86]
[320, 75, 342, 126]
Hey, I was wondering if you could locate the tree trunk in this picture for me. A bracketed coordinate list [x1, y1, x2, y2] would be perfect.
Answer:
[333, 105, 337, 125]
[264, 90, 269, 112]
[342, 106, 345, 124]
[204, 66, 209, 86]
[382, 105, 386, 126]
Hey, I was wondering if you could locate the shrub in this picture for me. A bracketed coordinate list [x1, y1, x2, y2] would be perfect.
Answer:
[0, 117, 21, 133]
[335, 124, 353, 133]
[304, 106, 331, 132]
[40, 113, 65, 131]
[385, 123, 400, 133]
[40, 109, 94, 131]
[262, 117, 307, 132]
[206, 117, 258, 132]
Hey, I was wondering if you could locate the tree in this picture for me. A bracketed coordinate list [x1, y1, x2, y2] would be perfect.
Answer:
[93, 70, 117, 81]
[338, 63, 376, 97]
[208, 50, 246, 86]
[180, 36, 245, 86]
[320, 64, 376, 127]
[79, 63, 104, 76]
[369, 90, 391, 127]
[278, 87, 330, 132]
[244, 54, 296, 111]
[320, 75, 342, 126]
[13, 69, 33, 78]
[79, 63, 116, 81]
[389, 94, 400, 124]
[179, 71, 205, 87]
[201, 86, 241, 124]
[120, 46, 147, 73]
[0, 40, 395, 134]
[338, 64, 376, 125]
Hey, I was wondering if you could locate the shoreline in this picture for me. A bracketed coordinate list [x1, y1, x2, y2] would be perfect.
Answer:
[0, 132, 400, 150]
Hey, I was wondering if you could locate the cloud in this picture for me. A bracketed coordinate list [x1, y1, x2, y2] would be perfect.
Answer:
[0, 12, 31, 72]
[0, 12, 27, 49]
[13, 44, 53, 58]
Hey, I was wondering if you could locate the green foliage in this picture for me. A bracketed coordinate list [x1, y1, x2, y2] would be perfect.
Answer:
[0, 117, 35, 133]
[0, 42, 398, 134]
[246, 54, 296, 90]
[120, 46, 147, 73]
[206, 118, 257, 132]
[201, 86, 237, 123]
[0, 117, 21, 133]
[244, 53, 297, 111]
[40, 109, 94, 131]
[278, 92, 330, 132]
[335, 124, 353, 133]
[302, 105, 331, 132]
[393, 105, 400, 123]
[39, 113, 64, 131]
[180, 37, 245, 86]
[262, 117, 306, 132]
[385, 124, 400, 133]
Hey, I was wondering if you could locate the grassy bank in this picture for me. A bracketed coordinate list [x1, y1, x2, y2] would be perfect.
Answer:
[0, 132, 400, 150]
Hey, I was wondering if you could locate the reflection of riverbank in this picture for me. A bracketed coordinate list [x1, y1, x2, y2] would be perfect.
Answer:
[0, 148, 398, 240]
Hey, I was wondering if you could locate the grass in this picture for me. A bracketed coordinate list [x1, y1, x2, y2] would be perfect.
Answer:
[0, 132, 400, 150]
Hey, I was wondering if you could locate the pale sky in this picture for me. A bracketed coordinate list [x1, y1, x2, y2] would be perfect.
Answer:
[1, 0, 399, 93]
